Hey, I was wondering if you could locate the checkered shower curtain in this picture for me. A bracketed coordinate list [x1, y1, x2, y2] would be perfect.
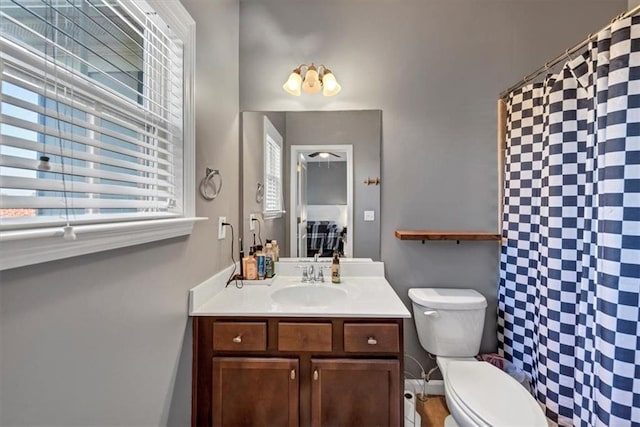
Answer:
[498, 17, 640, 426]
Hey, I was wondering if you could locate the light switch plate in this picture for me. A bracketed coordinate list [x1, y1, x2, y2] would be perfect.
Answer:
[249, 213, 257, 230]
[218, 216, 226, 240]
[364, 210, 375, 221]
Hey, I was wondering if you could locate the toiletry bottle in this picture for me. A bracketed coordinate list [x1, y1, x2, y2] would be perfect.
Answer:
[271, 240, 278, 275]
[256, 250, 266, 280]
[332, 251, 341, 284]
[272, 240, 279, 262]
[265, 243, 274, 279]
[245, 256, 258, 280]
[242, 256, 249, 279]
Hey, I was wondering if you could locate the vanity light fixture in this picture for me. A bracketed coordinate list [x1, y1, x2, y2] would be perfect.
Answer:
[283, 63, 342, 96]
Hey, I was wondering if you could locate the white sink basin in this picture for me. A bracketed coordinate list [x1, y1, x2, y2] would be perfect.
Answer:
[271, 285, 347, 307]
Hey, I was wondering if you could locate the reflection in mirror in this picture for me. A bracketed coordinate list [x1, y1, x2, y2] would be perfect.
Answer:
[241, 110, 381, 260]
[291, 145, 352, 258]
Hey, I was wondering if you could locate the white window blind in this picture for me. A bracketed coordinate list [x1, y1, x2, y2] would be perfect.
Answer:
[263, 117, 283, 218]
[0, 0, 185, 230]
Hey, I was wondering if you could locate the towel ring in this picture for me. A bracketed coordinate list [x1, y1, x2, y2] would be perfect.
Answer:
[256, 182, 264, 203]
[199, 168, 222, 201]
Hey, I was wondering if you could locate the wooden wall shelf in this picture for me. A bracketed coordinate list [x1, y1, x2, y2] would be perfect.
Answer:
[395, 230, 501, 243]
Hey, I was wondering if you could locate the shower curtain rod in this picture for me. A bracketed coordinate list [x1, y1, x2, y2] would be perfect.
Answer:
[499, 4, 640, 100]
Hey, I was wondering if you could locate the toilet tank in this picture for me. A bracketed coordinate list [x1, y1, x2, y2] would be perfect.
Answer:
[408, 288, 487, 357]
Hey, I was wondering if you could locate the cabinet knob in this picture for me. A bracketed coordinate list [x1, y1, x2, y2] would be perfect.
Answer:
[290, 369, 296, 380]
[313, 369, 319, 381]
[232, 335, 242, 343]
[367, 337, 378, 345]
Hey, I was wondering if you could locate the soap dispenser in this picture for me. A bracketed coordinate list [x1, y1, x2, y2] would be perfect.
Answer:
[331, 251, 341, 284]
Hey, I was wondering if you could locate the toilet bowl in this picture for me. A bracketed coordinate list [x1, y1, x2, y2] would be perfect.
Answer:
[408, 288, 546, 427]
[438, 357, 547, 427]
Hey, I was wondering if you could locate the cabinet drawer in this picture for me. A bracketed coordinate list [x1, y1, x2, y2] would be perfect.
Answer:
[278, 322, 332, 352]
[213, 322, 267, 351]
[344, 323, 399, 353]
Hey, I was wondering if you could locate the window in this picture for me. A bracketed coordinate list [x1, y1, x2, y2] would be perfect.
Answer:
[0, 0, 196, 270]
[263, 117, 283, 219]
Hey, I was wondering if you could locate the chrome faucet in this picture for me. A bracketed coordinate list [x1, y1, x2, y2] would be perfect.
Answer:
[312, 253, 326, 283]
[299, 254, 326, 283]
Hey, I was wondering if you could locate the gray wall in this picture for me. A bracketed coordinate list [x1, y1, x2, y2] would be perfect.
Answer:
[285, 111, 381, 260]
[0, 3, 628, 424]
[0, 1, 239, 425]
[242, 111, 287, 253]
[307, 162, 347, 205]
[240, 0, 626, 375]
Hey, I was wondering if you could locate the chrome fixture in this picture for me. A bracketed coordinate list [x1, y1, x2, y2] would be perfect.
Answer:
[298, 254, 328, 283]
[199, 168, 222, 200]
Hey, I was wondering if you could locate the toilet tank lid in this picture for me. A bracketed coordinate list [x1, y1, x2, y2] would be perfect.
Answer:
[408, 288, 487, 310]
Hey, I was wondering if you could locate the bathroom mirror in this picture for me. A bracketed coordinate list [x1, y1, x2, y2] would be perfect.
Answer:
[241, 110, 381, 260]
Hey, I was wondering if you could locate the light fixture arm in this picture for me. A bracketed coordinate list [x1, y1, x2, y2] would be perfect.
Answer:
[317, 64, 329, 76]
[293, 63, 330, 76]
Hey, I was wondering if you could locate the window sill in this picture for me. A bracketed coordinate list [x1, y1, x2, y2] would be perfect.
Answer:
[0, 217, 208, 271]
[263, 211, 284, 220]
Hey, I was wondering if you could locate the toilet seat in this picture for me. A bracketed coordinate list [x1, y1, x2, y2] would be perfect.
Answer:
[443, 360, 547, 427]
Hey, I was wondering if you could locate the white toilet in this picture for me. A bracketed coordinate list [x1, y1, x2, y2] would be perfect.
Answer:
[408, 288, 547, 427]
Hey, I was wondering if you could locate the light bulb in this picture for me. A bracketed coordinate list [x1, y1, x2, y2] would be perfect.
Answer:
[287, 77, 298, 91]
[322, 71, 341, 96]
[283, 70, 302, 96]
[324, 78, 336, 91]
[319, 152, 329, 158]
[302, 65, 321, 94]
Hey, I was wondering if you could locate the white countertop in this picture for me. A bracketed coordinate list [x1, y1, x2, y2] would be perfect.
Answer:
[189, 262, 411, 318]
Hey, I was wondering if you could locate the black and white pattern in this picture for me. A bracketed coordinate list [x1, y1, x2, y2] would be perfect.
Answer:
[498, 16, 640, 427]
[308, 221, 326, 251]
[307, 221, 344, 256]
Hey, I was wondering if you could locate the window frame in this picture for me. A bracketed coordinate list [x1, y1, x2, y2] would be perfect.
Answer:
[0, 0, 200, 271]
[262, 116, 284, 220]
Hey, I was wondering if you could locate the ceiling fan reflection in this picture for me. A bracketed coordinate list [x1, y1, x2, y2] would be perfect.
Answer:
[308, 151, 340, 159]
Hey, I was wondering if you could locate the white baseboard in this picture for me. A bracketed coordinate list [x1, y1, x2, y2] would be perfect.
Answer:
[404, 379, 444, 396]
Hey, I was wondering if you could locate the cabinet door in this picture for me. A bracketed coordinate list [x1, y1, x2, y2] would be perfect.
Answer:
[212, 357, 299, 427]
[310, 359, 400, 427]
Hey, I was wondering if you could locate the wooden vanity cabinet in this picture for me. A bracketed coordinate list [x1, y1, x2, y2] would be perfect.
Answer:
[193, 317, 404, 427]
[212, 357, 299, 427]
[311, 358, 400, 427]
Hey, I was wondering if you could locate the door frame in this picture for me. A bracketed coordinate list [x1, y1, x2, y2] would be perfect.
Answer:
[297, 154, 308, 258]
[289, 144, 353, 258]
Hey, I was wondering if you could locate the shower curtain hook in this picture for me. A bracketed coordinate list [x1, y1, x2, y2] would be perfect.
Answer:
[565, 48, 574, 62]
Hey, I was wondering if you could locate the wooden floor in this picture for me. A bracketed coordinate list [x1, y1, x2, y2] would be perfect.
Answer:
[416, 394, 450, 427]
